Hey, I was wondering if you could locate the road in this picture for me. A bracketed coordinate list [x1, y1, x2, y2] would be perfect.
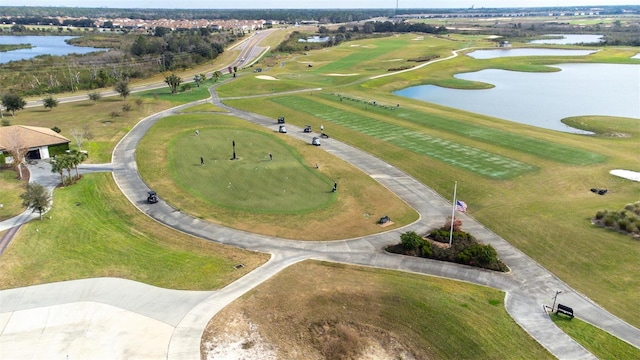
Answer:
[22, 28, 279, 109]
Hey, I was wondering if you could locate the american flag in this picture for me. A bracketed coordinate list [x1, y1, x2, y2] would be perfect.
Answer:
[455, 200, 467, 212]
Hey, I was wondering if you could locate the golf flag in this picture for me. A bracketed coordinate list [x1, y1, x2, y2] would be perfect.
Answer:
[455, 200, 467, 212]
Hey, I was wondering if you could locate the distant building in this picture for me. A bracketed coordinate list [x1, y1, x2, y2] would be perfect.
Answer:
[499, 40, 511, 47]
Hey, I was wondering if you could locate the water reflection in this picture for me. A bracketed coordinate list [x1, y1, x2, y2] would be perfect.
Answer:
[529, 34, 603, 45]
[394, 63, 640, 133]
[0, 36, 105, 64]
[467, 48, 597, 59]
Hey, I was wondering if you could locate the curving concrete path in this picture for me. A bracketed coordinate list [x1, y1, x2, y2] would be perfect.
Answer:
[2, 88, 639, 359]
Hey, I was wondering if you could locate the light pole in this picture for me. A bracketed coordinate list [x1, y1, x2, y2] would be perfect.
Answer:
[551, 290, 562, 312]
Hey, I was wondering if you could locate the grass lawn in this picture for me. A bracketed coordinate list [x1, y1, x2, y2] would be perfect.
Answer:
[551, 313, 640, 360]
[203, 261, 554, 359]
[170, 128, 334, 213]
[137, 113, 418, 240]
[7, 95, 174, 164]
[0, 169, 25, 221]
[0, 173, 269, 290]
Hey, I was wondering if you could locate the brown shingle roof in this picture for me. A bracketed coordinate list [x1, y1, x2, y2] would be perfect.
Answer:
[0, 125, 70, 152]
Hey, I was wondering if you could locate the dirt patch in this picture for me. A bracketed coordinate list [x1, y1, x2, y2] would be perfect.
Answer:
[202, 312, 278, 360]
[201, 262, 427, 360]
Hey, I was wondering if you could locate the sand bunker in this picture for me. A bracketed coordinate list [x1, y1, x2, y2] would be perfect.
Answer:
[326, 73, 359, 77]
[387, 58, 404, 62]
[255, 75, 278, 80]
[610, 169, 640, 182]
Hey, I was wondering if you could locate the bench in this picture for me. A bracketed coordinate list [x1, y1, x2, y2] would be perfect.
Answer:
[556, 304, 574, 319]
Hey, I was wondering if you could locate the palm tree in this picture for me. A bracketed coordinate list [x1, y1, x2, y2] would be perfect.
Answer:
[62, 154, 73, 183]
[50, 157, 64, 185]
[69, 149, 87, 180]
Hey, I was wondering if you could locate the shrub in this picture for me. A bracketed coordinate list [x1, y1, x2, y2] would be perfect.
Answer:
[604, 214, 617, 227]
[401, 231, 424, 251]
[420, 241, 433, 257]
[618, 219, 631, 232]
[109, 111, 120, 118]
[122, 103, 132, 112]
[442, 217, 463, 232]
[429, 229, 450, 243]
[51, 126, 61, 133]
[595, 210, 607, 220]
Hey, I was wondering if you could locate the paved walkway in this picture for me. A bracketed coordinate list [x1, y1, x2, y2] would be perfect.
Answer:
[1, 90, 639, 359]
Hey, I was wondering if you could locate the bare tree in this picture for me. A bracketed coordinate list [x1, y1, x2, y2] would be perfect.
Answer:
[69, 127, 85, 150]
[5, 127, 29, 179]
[83, 124, 94, 141]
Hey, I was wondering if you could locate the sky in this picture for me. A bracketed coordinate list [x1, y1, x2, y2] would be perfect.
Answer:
[1, 0, 638, 9]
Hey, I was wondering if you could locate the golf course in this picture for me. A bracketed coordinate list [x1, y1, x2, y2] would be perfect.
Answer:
[1, 25, 639, 359]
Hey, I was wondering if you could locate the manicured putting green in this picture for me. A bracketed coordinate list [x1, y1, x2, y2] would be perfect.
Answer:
[169, 128, 334, 213]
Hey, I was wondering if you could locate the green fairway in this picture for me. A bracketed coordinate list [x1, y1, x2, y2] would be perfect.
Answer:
[313, 38, 410, 73]
[169, 128, 334, 213]
[0, 173, 268, 290]
[271, 95, 535, 179]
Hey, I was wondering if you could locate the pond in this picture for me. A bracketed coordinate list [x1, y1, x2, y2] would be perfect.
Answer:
[467, 48, 597, 59]
[0, 35, 105, 64]
[529, 34, 604, 45]
[298, 36, 330, 43]
[394, 63, 640, 133]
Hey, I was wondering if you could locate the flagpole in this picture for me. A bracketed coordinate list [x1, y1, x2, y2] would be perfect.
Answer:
[449, 181, 457, 247]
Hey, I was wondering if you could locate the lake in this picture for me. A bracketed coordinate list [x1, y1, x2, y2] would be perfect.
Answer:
[0, 36, 105, 64]
[529, 34, 603, 45]
[467, 48, 597, 59]
[298, 36, 330, 43]
[394, 63, 640, 133]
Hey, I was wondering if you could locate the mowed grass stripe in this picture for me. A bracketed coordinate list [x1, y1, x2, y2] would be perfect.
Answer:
[316, 40, 408, 73]
[272, 96, 534, 179]
[326, 94, 606, 165]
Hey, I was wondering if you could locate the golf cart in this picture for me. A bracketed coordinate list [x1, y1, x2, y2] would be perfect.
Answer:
[147, 191, 158, 204]
[277, 116, 285, 124]
[312, 137, 321, 146]
[303, 125, 312, 133]
[279, 125, 287, 133]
